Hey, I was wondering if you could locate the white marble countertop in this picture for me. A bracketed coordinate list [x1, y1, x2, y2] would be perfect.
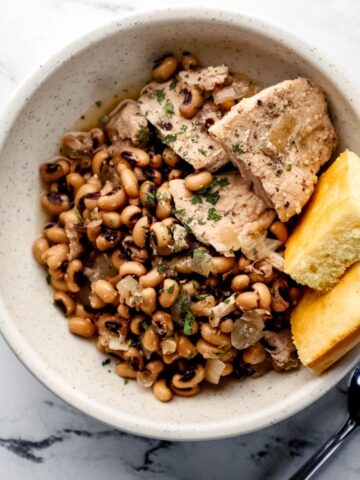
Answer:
[0, 0, 359, 478]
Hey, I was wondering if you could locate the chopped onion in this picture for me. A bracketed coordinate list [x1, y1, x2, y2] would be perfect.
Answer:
[171, 224, 189, 252]
[136, 371, 154, 388]
[108, 334, 131, 351]
[240, 234, 284, 270]
[191, 248, 213, 277]
[116, 276, 142, 307]
[231, 311, 267, 350]
[161, 338, 177, 355]
[213, 86, 237, 105]
[205, 359, 226, 384]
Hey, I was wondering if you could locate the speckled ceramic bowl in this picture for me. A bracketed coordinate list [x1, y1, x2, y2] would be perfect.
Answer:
[0, 7, 359, 441]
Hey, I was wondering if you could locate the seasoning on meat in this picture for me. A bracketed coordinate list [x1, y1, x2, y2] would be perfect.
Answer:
[138, 80, 229, 171]
[209, 78, 337, 222]
[169, 172, 276, 257]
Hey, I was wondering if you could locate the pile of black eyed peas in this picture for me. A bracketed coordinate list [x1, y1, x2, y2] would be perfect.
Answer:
[33, 53, 300, 401]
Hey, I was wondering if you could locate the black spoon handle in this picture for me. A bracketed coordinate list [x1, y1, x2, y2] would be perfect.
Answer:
[290, 416, 358, 480]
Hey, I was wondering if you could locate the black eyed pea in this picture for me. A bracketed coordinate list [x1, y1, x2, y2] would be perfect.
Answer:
[119, 261, 147, 278]
[179, 87, 205, 119]
[141, 325, 160, 353]
[181, 52, 200, 70]
[87, 175, 102, 190]
[235, 291, 259, 310]
[238, 255, 252, 271]
[123, 347, 145, 371]
[181, 280, 200, 296]
[242, 342, 267, 365]
[59, 209, 79, 225]
[196, 339, 236, 361]
[231, 274, 250, 292]
[66, 173, 85, 195]
[139, 268, 165, 288]
[132, 215, 153, 248]
[251, 282, 272, 310]
[75, 304, 94, 319]
[153, 379, 173, 402]
[200, 323, 231, 347]
[151, 310, 174, 337]
[120, 205, 142, 227]
[100, 211, 122, 229]
[270, 220, 289, 244]
[121, 147, 150, 168]
[115, 362, 137, 379]
[42, 243, 69, 270]
[89, 292, 106, 309]
[163, 352, 180, 365]
[39, 158, 70, 183]
[111, 249, 126, 270]
[171, 384, 200, 397]
[168, 169, 183, 180]
[43, 223, 68, 244]
[140, 287, 157, 316]
[68, 316, 96, 338]
[129, 197, 141, 207]
[119, 168, 139, 199]
[174, 256, 193, 274]
[91, 149, 110, 176]
[162, 147, 180, 168]
[86, 222, 102, 244]
[116, 159, 131, 173]
[130, 314, 147, 335]
[89, 127, 106, 147]
[176, 335, 197, 359]
[41, 192, 70, 216]
[74, 183, 98, 209]
[156, 182, 172, 220]
[144, 167, 162, 185]
[219, 318, 234, 334]
[49, 276, 69, 292]
[65, 259, 83, 293]
[117, 303, 130, 319]
[95, 228, 122, 251]
[146, 360, 164, 380]
[172, 364, 205, 389]
[191, 295, 216, 317]
[139, 180, 156, 207]
[48, 267, 64, 281]
[150, 222, 171, 249]
[133, 167, 146, 182]
[93, 279, 118, 304]
[33, 237, 50, 265]
[151, 54, 178, 82]
[184, 171, 213, 192]
[53, 291, 75, 316]
[222, 362, 234, 376]
[161, 217, 177, 228]
[98, 187, 127, 211]
[159, 279, 179, 308]
[211, 256, 236, 275]
[149, 153, 162, 169]
[100, 180, 114, 196]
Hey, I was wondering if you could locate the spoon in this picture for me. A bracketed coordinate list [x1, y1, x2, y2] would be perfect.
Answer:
[290, 366, 360, 480]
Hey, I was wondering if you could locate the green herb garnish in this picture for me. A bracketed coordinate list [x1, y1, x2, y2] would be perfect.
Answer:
[167, 284, 175, 294]
[196, 293, 209, 300]
[174, 208, 186, 217]
[100, 114, 109, 125]
[95, 100, 102, 108]
[164, 100, 175, 117]
[73, 206, 83, 223]
[124, 378, 129, 385]
[207, 207, 222, 222]
[183, 310, 195, 336]
[198, 148, 207, 156]
[232, 143, 244, 154]
[154, 89, 166, 103]
[145, 190, 156, 206]
[141, 321, 149, 331]
[224, 298, 231, 304]
[163, 133, 177, 143]
[156, 263, 169, 274]
[286, 164, 292, 171]
[169, 77, 178, 90]
[191, 195, 202, 205]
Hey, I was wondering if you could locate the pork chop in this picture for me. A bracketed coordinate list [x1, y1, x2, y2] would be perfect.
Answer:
[209, 78, 337, 221]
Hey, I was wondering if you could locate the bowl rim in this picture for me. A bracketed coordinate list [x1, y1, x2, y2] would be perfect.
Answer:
[0, 6, 359, 441]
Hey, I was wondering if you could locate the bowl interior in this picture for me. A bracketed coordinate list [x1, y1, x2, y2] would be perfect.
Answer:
[0, 9, 359, 440]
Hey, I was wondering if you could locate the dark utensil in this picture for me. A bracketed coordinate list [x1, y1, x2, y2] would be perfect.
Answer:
[290, 366, 360, 480]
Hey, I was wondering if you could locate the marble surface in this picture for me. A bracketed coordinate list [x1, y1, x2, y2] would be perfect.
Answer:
[0, 0, 359, 478]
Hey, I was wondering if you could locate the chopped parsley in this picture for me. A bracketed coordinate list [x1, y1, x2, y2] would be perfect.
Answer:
[167, 284, 175, 294]
[102, 358, 111, 366]
[191, 195, 202, 205]
[73, 206, 83, 223]
[198, 219, 206, 225]
[141, 321, 149, 331]
[196, 293, 209, 300]
[169, 77, 178, 90]
[183, 310, 195, 336]
[198, 148, 207, 156]
[156, 263, 169, 274]
[145, 190, 156, 206]
[163, 133, 177, 143]
[193, 248, 205, 258]
[207, 207, 222, 222]
[95, 100, 102, 107]
[232, 143, 244, 154]
[286, 164, 292, 171]
[154, 88, 166, 103]
[164, 100, 175, 117]
[136, 124, 150, 146]
[224, 298, 231, 304]
[100, 114, 109, 125]
[174, 208, 186, 217]
[124, 378, 129, 385]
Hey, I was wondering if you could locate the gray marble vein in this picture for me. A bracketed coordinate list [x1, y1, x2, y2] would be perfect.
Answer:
[0, 1, 360, 479]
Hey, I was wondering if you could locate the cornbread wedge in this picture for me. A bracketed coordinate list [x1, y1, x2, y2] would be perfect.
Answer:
[285, 150, 360, 291]
[291, 262, 360, 373]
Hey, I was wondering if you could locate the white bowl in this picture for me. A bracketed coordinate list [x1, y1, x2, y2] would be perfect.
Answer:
[0, 7, 359, 441]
